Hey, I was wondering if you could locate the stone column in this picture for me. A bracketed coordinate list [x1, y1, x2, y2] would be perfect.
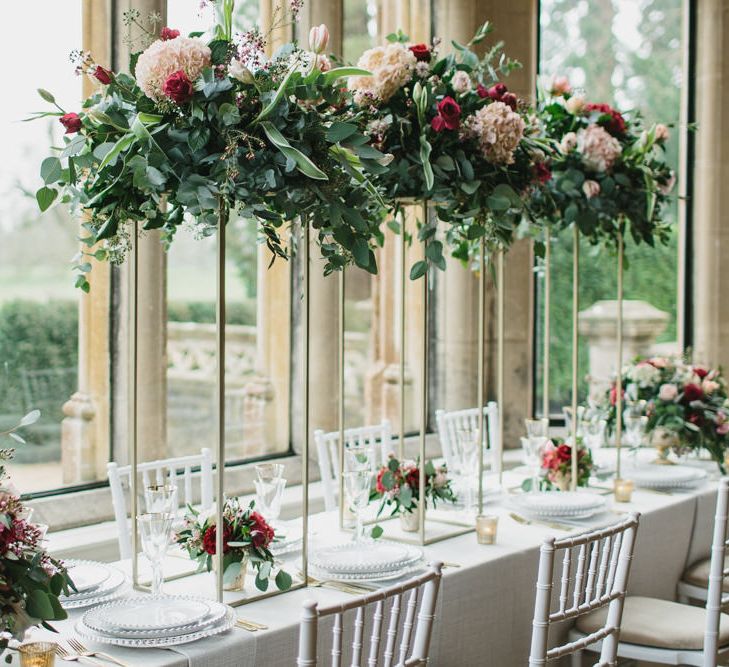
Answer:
[692, 0, 729, 370]
[110, 0, 168, 465]
[61, 0, 113, 483]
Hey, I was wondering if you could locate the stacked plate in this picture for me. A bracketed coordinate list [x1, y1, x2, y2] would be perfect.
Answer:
[76, 595, 236, 648]
[513, 491, 607, 520]
[626, 464, 707, 490]
[310, 541, 424, 583]
[270, 520, 303, 557]
[62, 560, 127, 609]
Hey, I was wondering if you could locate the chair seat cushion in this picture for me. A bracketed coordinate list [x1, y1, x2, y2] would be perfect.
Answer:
[575, 596, 729, 650]
[683, 556, 729, 592]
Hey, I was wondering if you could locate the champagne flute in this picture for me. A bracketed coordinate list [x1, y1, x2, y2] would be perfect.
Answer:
[343, 470, 371, 544]
[138, 512, 173, 596]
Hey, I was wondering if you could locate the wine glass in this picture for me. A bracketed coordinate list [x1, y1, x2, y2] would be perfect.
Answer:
[255, 463, 285, 483]
[583, 418, 607, 450]
[563, 406, 586, 438]
[144, 484, 177, 516]
[525, 418, 549, 439]
[345, 443, 375, 473]
[343, 470, 371, 544]
[455, 428, 481, 510]
[254, 477, 287, 523]
[138, 512, 173, 596]
[521, 436, 546, 493]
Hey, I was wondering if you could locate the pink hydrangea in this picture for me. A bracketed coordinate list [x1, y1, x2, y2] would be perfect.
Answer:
[349, 43, 416, 104]
[135, 37, 211, 102]
[576, 124, 622, 172]
[461, 101, 525, 165]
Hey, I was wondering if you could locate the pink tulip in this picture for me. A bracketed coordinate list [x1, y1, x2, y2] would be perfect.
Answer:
[309, 24, 329, 55]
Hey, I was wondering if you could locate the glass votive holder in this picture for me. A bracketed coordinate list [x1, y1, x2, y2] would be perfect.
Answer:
[475, 515, 498, 545]
[614, 478, 634, 503]
[18, 642, 56, 667]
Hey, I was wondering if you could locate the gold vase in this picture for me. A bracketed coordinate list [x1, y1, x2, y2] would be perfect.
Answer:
[400, 504, 420, 532]
[650, 427, 679, 465]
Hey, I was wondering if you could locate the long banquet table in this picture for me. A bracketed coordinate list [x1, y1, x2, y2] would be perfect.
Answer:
[16, 454, 721, 667]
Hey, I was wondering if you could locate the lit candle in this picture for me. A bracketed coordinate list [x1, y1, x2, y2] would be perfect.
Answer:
[614, 478, 634, 503]
[18, 642, 56, 667]
[475, 515, 498, 545]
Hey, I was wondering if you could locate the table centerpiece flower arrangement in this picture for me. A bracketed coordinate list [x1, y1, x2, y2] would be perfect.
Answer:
[603, 356, 729, 471]
[31, 0, 389, 290]
[175, 498, 291, 593]
[531, 75, 675, 248]
[0, 412, 74, 657]
[371, 456, 456, 533]
[538, 438, 594, 491]
[347, 23, 550, 278]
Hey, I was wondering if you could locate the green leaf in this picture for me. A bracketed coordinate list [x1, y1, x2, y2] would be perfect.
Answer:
[40, 158, 62, 186]
[352, 239, 370, 268]
[275, 569, 292, 591]
[399, 485, 413, 507]
[410, 260, 428, 280]
[260, 122, 328, 180]
[36, 186, 57, 212]
[38, 88, 56, 104]
[321, 67, 371, 85]
[26, 590, 54, 620]
[370, 525, 384, 539]
[208, 39, 231, 66]
[98, 133, 135, 171]
[255, 574, 270, 592]
[19, 410, 41, 427]
[487, 195, 510, 211]
[325, 122, 358, 143]
[218, 102, 240, 126]
[60, 134, 86, 158]
[255, 65, 298, 123]
[419, 136, 434, 191]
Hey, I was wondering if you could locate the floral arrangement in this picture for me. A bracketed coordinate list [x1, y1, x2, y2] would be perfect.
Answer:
[532, 75, 675, 247]
[31, 1, 389, 290]
[604, 355, 729, 471]
[540, 438, 594, 490]
[0, 412, 73, 656]
[372, 455, 456, 518]
[175, 498, 291, 592]
[348, 24, 549, 276]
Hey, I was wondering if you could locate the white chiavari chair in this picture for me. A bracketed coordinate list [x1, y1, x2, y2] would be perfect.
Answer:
[107, 448, 214, 559]
[314, 421, 392, 512]
[569, 478, 729, 667]
[528, 513, 640, 667]
[296, 561, 443, 666]
[435, 403, 501, 477]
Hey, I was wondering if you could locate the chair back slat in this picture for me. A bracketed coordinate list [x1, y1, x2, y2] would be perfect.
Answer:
[314, 421, 392, 512]
[704, 478, 729, 666]
[528, 514, 640, 667]
[106, 448, 214, 559]
[297, 563, 442, 667]
[435, 403, 502, 476]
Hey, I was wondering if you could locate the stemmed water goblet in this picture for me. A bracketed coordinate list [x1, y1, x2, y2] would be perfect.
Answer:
[138, 512, 173, 596]
[342, 470, 371, 544]
[144, 483, 178, 516]
[455, 428, 481, 511]
[254, 477, 287, 524]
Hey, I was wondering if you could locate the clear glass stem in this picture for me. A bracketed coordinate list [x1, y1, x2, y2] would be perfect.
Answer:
[151, 557, 163, 596]
[354, 509, 364, 544]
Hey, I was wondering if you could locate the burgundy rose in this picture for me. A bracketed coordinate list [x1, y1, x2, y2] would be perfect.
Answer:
[486, 83, 508, 101]
[585, 102, 626, 136]
[59, 112, 82, 134]
[694, 367, 709, 379]
[476, 84, 488, 99]
[93, 65, 112, 85]
[431, 96, 461, 132]
[501, 92, 518, 110]
[688, 412, 704, 427]
[160, 27, 181, 41]
[556, 444, 572, 463]
[163, 70, 194, 104]
[249, 511, 275, 549]
[533, 162, 552, 184]
[683, 383, 704, 403]
[202, 523, 232, 555]
[408, 43, 431, 62]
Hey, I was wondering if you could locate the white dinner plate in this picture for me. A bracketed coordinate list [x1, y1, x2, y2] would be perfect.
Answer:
[271, 520, 304, 556]
[513, 492, 607, 519]
[625, 464, 707, 489]
[86, 596, 211, 633]
[311, 541, 423, 576]
[65, 560, 111, 594]
[84, 598, 227, 639]
[62, 565, 127, 607]
[310, 560, 427, 584]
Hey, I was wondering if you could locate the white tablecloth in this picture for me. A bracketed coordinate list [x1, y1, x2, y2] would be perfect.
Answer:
[17, 454, 721, 666]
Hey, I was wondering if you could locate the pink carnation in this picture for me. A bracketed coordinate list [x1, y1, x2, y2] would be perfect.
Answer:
[135, 37, 211, 102]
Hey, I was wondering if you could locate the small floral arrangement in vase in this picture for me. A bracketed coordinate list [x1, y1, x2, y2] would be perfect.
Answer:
[0, 412, 74, 656]
[372, 456, 456, 533]
[540, 438, 594, 491]
[603, 355, 729, 471]
[175, 499, 291, 592]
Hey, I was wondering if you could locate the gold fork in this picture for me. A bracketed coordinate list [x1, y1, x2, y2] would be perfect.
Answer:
[509, 512, 573, 532]
[55, 643, 104, 666]
[236, 618, 268, 631]
[67, 639, 130, 667]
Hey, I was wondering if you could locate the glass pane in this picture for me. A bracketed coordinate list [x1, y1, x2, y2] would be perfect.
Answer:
[536, 0, 684, 416]
[0, 5, 82, 493]
[343, 0, 378, 64]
